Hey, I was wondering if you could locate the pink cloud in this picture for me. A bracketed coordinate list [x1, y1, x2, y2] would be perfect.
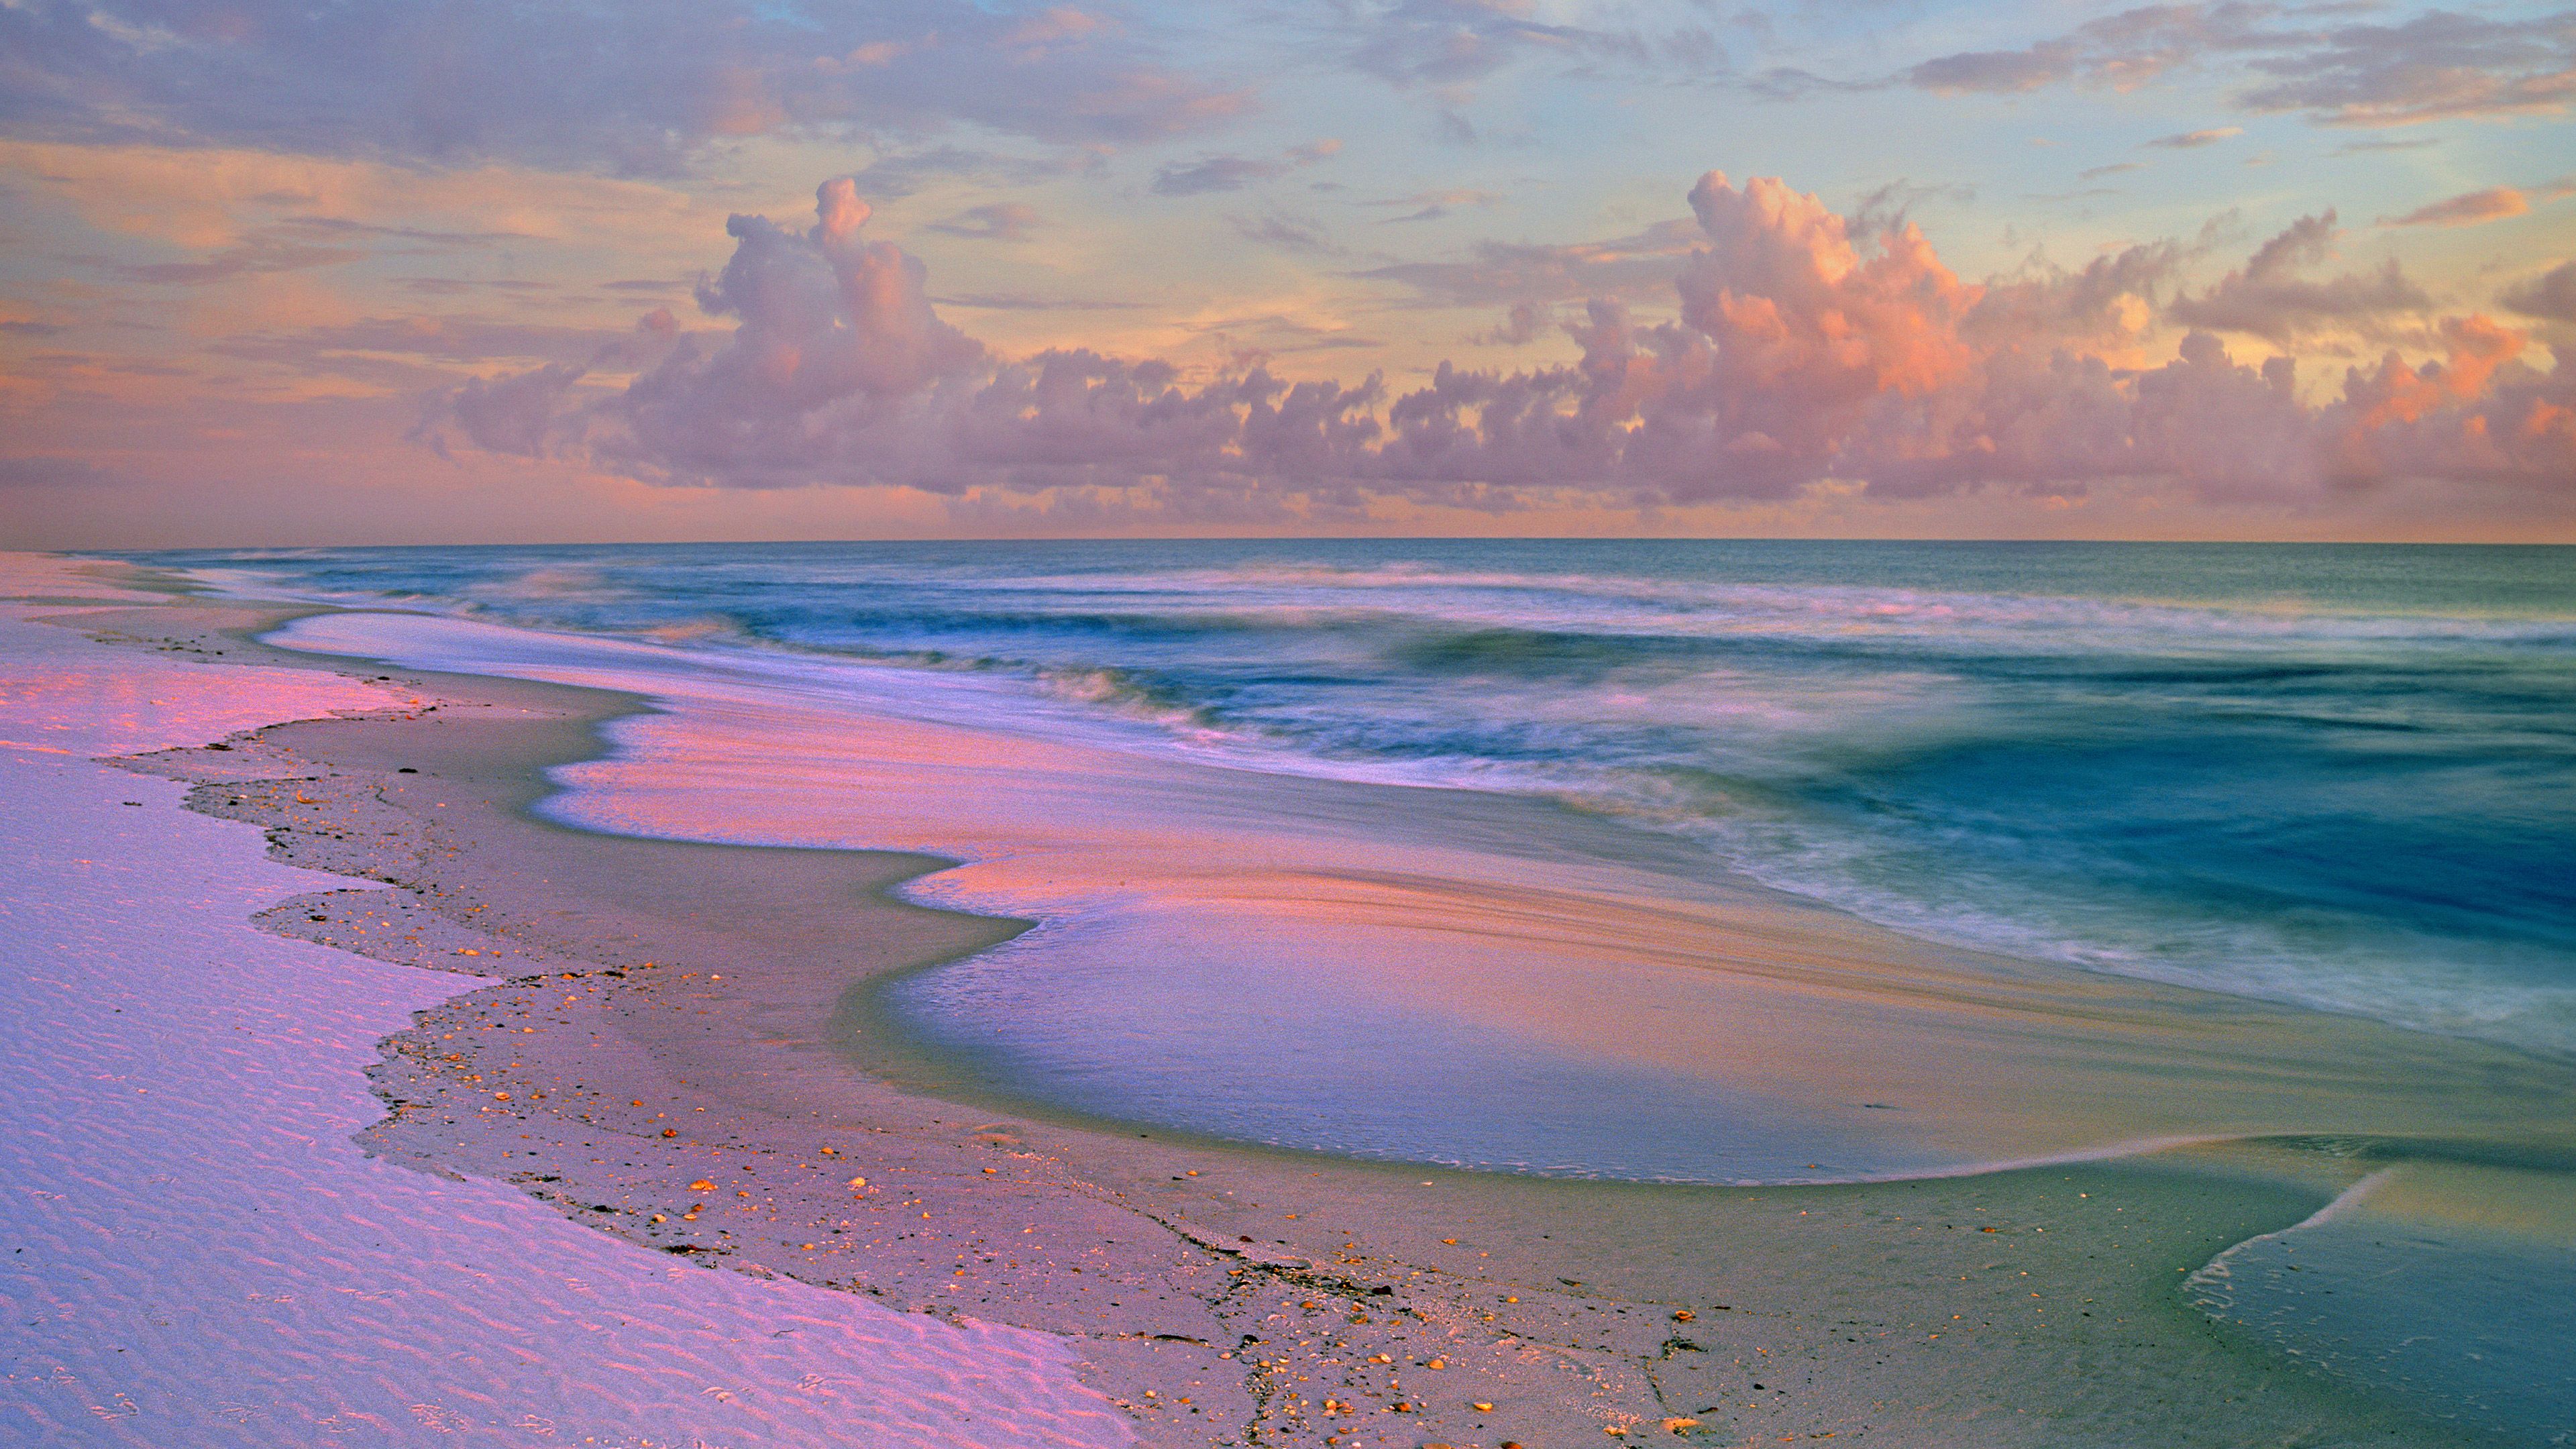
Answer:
[2381, 185, 2532, 228]
[3, 1, 1250, 172]
[2167, 209, 2431, 341]
[426, 170, 2576, 519]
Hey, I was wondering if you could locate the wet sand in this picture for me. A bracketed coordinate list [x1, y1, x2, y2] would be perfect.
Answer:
[42, 559, 2573, 1446]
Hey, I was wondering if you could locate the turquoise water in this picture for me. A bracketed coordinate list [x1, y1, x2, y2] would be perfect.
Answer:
[148, 539, 2576, 1055]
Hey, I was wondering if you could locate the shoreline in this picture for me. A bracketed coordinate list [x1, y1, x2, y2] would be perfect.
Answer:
[260, 601, 2576, 1188]
[42, 556, 2559, 1445]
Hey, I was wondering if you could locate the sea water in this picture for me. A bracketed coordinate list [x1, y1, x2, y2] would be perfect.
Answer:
[152, 539, 2576, 1057]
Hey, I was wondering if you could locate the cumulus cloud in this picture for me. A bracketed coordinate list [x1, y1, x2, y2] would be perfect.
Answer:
[2502, 260, 2576, 321]
[1837, 179, 1964, 232]
[596, 179, 986, 484]
[1966, 239, 2186, 348]
[1481, 301, 1554, 345]
[2165, 211, 2430, 341]
[0, 0, 1250, 172]
[439, 363, 588, 456]
[427, 170, 2573, 518]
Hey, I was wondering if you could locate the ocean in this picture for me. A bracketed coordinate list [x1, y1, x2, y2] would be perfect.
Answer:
[150, 539, 2576, 1059]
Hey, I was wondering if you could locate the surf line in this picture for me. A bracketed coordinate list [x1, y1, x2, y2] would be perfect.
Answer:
[2183, 1165, 2399, 1314]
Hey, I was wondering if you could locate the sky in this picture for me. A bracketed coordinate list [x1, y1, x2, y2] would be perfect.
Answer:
[1, 0, 2571, 545]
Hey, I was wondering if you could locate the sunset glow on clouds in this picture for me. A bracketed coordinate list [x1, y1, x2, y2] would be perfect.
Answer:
[3, 1, 2572, 543]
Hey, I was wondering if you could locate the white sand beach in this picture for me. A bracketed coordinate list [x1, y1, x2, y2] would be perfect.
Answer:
[0, 559, 1130, 1448]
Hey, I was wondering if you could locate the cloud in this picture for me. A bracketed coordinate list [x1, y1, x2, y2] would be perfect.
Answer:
[419, 176, 975, 472]
[1906, 44, 2078, 95]
[1002, 6, 1109, 50]
[274, 215, 536, 247]
[1151, 140, 1340, 197]
[1364, 188, 1503, 223]
[1967, 239, 2187, 347]
[1666, 171, 1982, 461]
[216, 315, 641, 373]
[1901, 6, 2576, 128]
[2146, 127, 2244, 148]
[1845, 179, 1976, 236]
[111, 233, 362, 284]
[0, 1, 1252, 172]
[1743, 66, 1878, 101]
[843, 147, 1095, 201]
[2239, 10, 2576, 127]
[0, 138, 715, 261]
[931, 292, 1152, 313]
[1358, 218, 1705, 306]
[1229, 212, 1340, 254]
[2165, 210, 2430, 341]
[2502, 260, 2576, 321]
[438, 363, 590, 456]
[427, 170, 2573, 519]
[1153, 156, 1291, 196]
[81, 204, 526, 286]
[1899, 5, 2277, 95]
[604, 179, 985, 480]
[1481, 300, 1553, 345]
[2382, 185, 2532, 227]
[927, 203, 1042, 241]
[0, 455, 126, 490]
[1345, 0, 1678, 89]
